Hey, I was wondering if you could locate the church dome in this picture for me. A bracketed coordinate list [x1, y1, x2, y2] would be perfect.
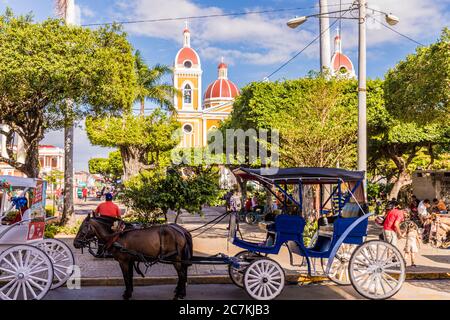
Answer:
[204, 61, 239, 102]
[330, 30, 355, 78]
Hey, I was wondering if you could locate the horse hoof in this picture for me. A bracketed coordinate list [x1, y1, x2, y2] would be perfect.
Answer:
[122, 293, 132, 300]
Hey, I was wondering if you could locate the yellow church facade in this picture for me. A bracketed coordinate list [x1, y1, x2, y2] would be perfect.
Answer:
[173, 26, 239, 148]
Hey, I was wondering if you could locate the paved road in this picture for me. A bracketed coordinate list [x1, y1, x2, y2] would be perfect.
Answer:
[45, 280, 450, 300]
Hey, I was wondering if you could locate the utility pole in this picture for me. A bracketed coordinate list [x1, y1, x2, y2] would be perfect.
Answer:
[357, 0, 367, 175]
[58, 0, 76, 225]
[319, 0, 331, 72]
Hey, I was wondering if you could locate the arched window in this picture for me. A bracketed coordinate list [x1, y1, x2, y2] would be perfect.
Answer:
[183, 84, 192, 104]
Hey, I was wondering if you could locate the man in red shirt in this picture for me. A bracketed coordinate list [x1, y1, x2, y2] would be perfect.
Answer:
[383, 201, 404, 247]
[94, 193, 121, 218]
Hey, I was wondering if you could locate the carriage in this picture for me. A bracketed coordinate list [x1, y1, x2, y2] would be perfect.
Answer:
[0, 176, 75, 300]
[224, 167, 406, 300]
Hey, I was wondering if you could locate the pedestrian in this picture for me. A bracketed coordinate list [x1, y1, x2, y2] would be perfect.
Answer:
[382, 201, 404, 247]
[432, 198, 447, 214]
[94, 193, 121, 218]
[417, 199, 431, 224]
[404, 221, 421, 267]
[82, 187, 88, 202]
[229, 190, 242, 213]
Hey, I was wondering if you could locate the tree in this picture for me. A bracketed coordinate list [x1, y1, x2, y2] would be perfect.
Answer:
[223, 74, 373, 168]
[88, 150, 123, 183]
[134, 50, 176, 115]
[121, 166, 221, 223]
[86, 109, 180, 180]
[0, 11, 136, 178]
[369, 29, 450, 199]
[384, 28, 450, 124]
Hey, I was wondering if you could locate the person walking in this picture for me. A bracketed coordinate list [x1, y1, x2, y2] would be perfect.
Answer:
[382, 201, 404, 247]
[404, 221, 421, 267]
[82, 187, 88, 202]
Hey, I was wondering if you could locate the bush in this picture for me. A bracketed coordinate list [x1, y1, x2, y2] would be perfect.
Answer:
[44, 220, 82, 238]
[45, 205, 56, 217]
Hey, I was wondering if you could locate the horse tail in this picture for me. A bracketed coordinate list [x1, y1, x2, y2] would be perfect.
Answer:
[184, 229, 193, 265]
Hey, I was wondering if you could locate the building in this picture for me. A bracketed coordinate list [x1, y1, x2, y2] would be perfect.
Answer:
[330, 29, 356, 78]
[173, 24, 240, 148]
[38, 145, 65, 175]
[412, 170, 450, 204]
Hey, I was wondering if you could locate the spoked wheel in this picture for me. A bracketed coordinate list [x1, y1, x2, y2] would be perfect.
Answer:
[321, 244, 357, 285]
[36, 238, 75, 289]
[0, 245, 53, 300]
[243, 258, 285, 300]
[245, 213, 257, 225]
[228, 251, 260, 288]
[349, 240, 406, 300]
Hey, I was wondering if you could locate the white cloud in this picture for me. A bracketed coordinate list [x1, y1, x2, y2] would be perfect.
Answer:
[114, 0, 318, 65]
[114, 0, 449, 66]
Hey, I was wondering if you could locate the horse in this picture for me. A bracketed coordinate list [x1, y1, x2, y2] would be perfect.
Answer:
[73, 214, 193, 300]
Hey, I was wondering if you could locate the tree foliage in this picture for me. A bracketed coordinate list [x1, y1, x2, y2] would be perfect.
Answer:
[88, 150, 123, 183]
[120, 166, 221, 223]
[384, 28, 450, 123]
[86, 109, 180, 180]
[0, 10, 136, 177]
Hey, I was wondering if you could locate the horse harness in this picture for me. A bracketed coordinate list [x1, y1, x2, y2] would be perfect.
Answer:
[102, 221, 188, 276]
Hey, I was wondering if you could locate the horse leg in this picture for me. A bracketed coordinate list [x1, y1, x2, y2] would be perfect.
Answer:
[173, 262, 185, 300]
[127, 260, 134, 298]
[119, 260, 132, 300]
[179, 263, 188, 298]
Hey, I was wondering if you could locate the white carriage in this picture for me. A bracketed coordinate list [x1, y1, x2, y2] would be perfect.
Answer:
[0, 176, 75, 300]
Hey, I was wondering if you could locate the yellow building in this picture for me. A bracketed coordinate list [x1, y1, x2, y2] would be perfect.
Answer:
[173, 25, 239, 148]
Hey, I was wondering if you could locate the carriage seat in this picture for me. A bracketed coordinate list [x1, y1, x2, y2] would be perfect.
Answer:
[273, 214, 305, 235]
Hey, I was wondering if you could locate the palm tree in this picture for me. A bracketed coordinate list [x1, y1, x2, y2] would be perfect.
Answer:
[134, 50, 177, 115]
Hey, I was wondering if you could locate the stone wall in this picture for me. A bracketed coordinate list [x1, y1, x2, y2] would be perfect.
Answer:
[412, 170, 450, 202]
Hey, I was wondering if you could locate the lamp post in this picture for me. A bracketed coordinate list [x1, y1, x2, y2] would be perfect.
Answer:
[287, 1, 398, 179]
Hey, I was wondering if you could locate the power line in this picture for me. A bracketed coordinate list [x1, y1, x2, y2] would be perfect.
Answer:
[372, 17, 425, 47]
[81, 3, 355, 27]
[264, 6, 354, 80]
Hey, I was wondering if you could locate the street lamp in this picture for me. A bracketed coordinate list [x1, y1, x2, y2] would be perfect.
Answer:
[286, 1, 399, 179]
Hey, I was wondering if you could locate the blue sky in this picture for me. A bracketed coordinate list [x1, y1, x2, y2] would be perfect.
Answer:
[1, 0, 449, 170]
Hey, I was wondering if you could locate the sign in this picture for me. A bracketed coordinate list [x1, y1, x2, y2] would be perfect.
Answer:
[31, 180, 47, 209]
[27, 221, 45, 240]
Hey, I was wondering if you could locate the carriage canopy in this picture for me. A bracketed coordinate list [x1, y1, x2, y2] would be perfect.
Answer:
[232, 167, 365, 184]
[0, 176, 38, 188]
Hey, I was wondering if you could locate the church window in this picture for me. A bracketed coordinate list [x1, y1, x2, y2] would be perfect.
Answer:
[339, 66, 348, 74]
[184, 60, 192, 68]
[183, 84, 192, 104]
[183, 123, 193, 134]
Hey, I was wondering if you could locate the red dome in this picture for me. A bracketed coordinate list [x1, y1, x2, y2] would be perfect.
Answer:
[204, 79, 239, 101]
[331, 52, 354, 72]
[176, 47, 199, 65]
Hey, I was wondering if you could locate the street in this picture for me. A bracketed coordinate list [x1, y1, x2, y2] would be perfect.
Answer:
[45, 280, 450, 300]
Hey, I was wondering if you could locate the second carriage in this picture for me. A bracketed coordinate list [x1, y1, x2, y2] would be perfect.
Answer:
[225, 167, 406, 300]
[0, 176, 75, 300]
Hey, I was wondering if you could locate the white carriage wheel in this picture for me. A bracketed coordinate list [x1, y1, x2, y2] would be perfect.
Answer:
[349, 240, 406, 300]
[0, 245, 53, 300]
[243, 258, 285, 300]
[228, 251, 260, 288]
[36, 238, 75, 289]
[321, 243, 357, 285]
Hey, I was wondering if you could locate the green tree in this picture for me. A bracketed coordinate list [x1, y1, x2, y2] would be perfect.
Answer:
[134, 50, 176, 115]
[369, 29, 450, 199]
[86, 109, 180, 180]
[384, 28, 450, 124]
[0, 10, 136, 178]
[88, 150, 124, 183]
[121, 166, 221, 223]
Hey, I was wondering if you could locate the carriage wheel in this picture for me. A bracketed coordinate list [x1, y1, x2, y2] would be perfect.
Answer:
[321, 244, 357, 285]
[243, 258, 285, 300]
[0, 245, 53, 300]
[245, 213, 257, 225]
[349, 240, 405, 300]
[36, 238, 75, 289]
[228, 251, 260, 288]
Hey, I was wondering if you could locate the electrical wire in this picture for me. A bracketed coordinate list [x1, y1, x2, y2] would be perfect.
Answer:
[372, 17, 425, 47]
[264, 6, 354, 80]
[81, 3, 355, 27]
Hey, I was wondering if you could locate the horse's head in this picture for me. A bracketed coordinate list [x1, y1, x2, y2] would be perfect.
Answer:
[73, 213, 97, 249]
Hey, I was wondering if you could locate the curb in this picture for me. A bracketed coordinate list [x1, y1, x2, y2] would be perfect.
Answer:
[79, 272, 450, 287]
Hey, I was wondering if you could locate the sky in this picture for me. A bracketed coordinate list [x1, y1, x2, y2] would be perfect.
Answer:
[1, 0, 449, 171]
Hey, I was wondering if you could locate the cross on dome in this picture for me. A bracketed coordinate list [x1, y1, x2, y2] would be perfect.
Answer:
[183, 20, 190, 47]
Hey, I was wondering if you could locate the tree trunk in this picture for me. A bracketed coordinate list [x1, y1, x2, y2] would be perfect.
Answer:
[61, 124, 74, 226]
[120, 146, 146, 181]
[22, 142, 40, 178]
[389, 171, 412, 200]
[174, 210, 181, 223]
[140, 98, 145, 116]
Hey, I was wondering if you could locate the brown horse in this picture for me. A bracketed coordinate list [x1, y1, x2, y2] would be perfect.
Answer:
[73, 214, 193, 300]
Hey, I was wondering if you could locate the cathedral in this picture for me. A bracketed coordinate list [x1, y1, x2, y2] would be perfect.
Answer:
[173, 25, 240, 148]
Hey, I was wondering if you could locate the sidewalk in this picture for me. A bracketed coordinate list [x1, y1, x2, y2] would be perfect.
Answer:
[62, 203, 450, 286]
